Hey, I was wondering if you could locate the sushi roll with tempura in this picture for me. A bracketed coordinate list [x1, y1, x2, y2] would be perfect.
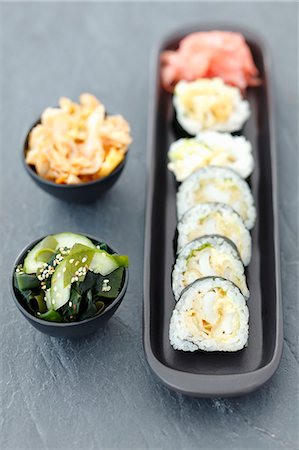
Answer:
[173, 78, 250, 135]
[177, 166, 256, 229]
[172, 235, 249, 300]
[169, 277, 249, 352]
[167, 131, 254, 182]
[177, 203, 251, 265]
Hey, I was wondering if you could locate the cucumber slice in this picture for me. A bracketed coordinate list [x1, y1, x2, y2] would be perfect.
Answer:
[89, 251, 119, 276]
[50, 259, 72, 310]
[62, 245, 94, 287]
[111, 254, 129, 269]
[50, 244, 94, 310]
[48, 243, 128, 310]
[23, 233, 95, 274]
[24, 236, 58, 274]
[35, 248, 56, 263]
[53, 233, 95, 251]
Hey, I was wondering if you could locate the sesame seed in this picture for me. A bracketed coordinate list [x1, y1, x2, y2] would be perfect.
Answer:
[102, 284, 111, 292]
[69, 301, 72, 307]
[82, 257, 87, 263]
[103, 279, 109, 283]
[69, 259, 74, 264]
[75, 261, 79, 266]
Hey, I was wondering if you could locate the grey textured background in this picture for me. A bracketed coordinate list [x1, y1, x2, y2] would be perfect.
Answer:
[1, 2, 298, 450]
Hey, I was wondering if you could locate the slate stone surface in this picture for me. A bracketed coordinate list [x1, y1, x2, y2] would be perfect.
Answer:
[0, 2, 298, 449]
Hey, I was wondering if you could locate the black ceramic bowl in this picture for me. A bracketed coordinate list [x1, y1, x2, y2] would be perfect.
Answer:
[23, 119, 128, 203]
[11, 233, 129, 338]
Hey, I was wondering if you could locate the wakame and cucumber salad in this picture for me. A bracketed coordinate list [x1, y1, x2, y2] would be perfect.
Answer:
[14, 233, 129, 323]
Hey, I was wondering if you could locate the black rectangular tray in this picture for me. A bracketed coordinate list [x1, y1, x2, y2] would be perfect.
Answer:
[143, 26, 283, 397]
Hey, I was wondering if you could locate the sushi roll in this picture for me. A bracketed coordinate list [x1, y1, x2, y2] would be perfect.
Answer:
[173, 78, 250, 135]
[169, 277, 249, 352]
[167, 132, 254, 182]
[177, 166, 256, 229]
[177, 203, 251, 265]
[172, 235, 249, 300]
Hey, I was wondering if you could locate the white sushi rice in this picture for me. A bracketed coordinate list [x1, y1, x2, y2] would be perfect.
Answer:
[167, 132, 254, 181]
[172, 235, 249, 300]
[169, 277, 249, 352]
[173, 78, 250, 135]
[177, 203, 252, 265]
[177, 166, 256, 229]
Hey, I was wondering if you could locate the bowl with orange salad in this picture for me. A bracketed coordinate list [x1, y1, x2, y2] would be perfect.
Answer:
[23, 94, 132, 202]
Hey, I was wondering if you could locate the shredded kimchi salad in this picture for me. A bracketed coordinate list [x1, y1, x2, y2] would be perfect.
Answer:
[26, 94, 132, 184]
[161, 31, 261, 93]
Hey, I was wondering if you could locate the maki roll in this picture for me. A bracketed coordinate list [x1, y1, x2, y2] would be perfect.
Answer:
[172, 235, 249, 301]
[173, 78, 250, 135]
[177, 203, 251, 265]
[167, 132, 254, 182]
[177, 166, 256, 229]
[169, 277, 249, 352]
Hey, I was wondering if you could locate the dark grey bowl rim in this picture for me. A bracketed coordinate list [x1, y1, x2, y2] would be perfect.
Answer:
[22, 117, 128, 189]
[11, 232, 129, 328]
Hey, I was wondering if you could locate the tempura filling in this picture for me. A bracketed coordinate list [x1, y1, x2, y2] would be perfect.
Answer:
[175, 79, 239, 128]
[187, 212, 244, 255]
[183, 288, 240, 341]
[182, 247, 245, 293]
[193, 178, 247, 220]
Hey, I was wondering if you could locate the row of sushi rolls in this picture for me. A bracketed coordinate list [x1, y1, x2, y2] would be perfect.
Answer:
[162, 31, 261, 353]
